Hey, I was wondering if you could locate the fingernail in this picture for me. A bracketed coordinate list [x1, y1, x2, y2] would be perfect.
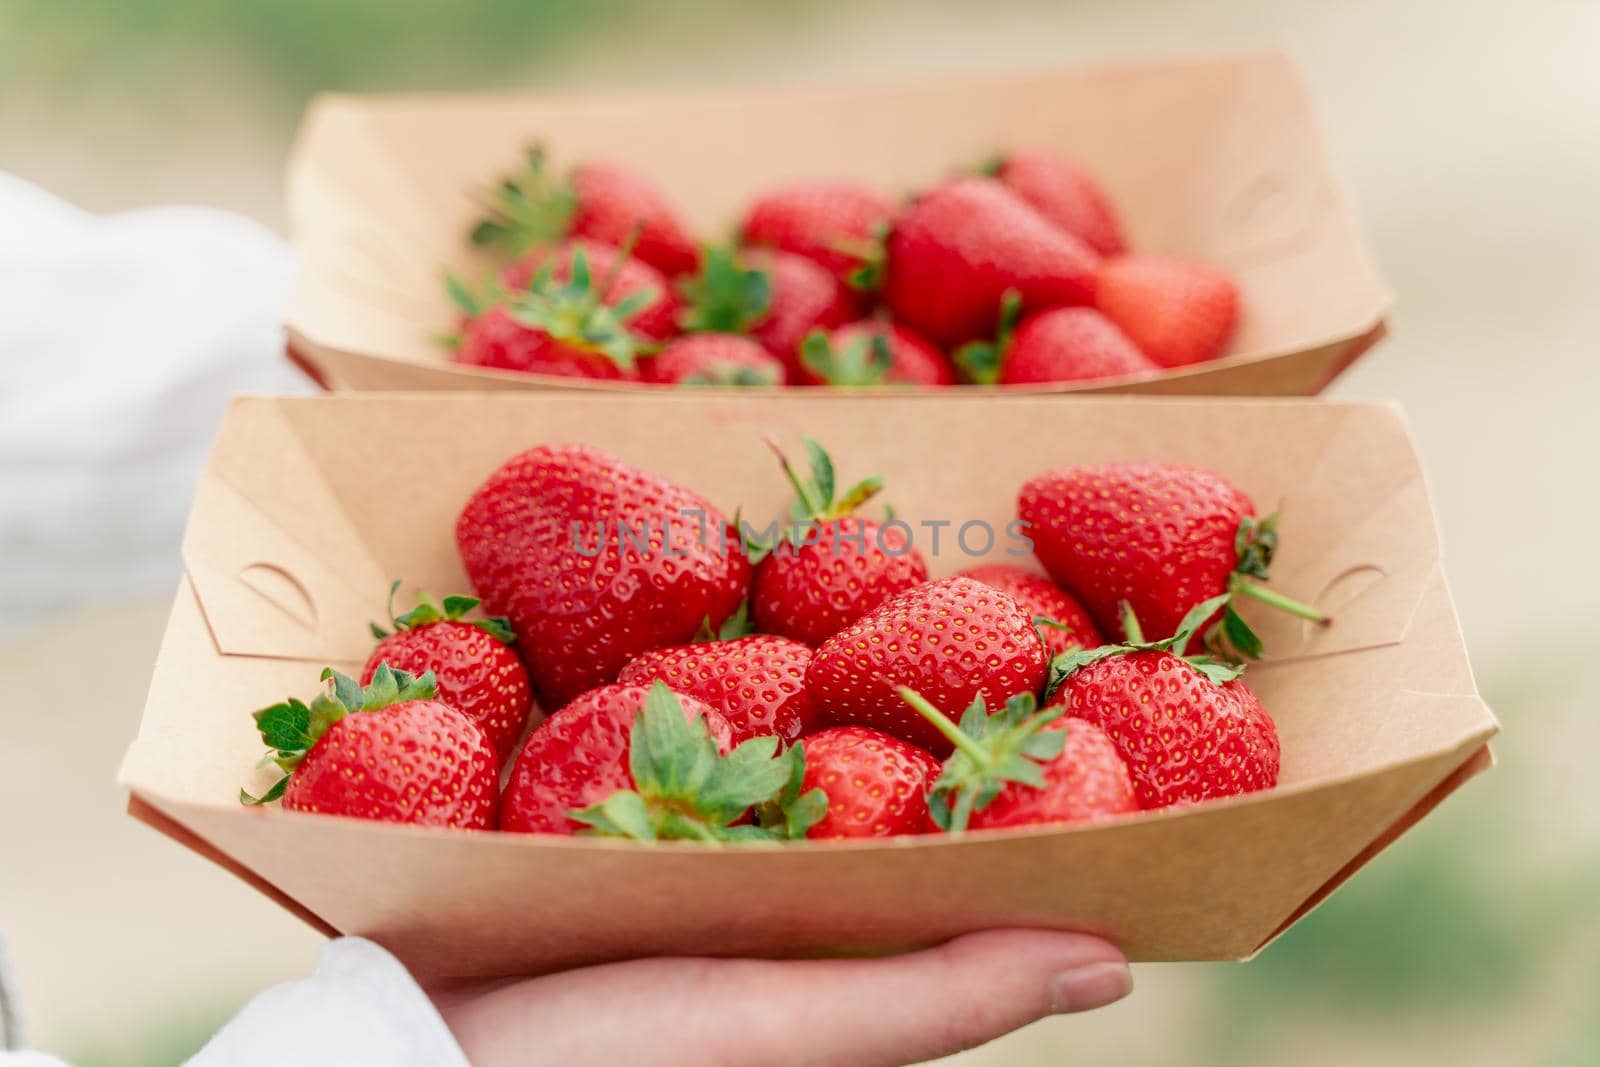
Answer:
[1049, 960, 1133, 1013]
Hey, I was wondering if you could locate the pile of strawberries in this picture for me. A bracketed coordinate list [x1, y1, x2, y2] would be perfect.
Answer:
[448, 148, 1240, 387]
[244, 440, 1326, 840]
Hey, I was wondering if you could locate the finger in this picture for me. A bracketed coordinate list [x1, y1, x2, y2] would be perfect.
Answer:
[436, 928, 1130, 1067]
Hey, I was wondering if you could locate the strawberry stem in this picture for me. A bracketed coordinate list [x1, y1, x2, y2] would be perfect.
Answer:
[1230, 577, 1329, 625]
[898, 687, 991, 765]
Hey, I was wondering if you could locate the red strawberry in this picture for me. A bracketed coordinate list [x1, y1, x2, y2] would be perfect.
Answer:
[740, 181, 894, 288]
[639, 333, 786, 387]
[242, 665, 498, 830]
[362, 584, 533, 763]
[797, 319, 955, 387]
[679, 247, 855, 375]
[456, 444, 751, 707]
[988, 150, 1128, 257]
[451, 245, 656, 380]
[1094, 255, 1239, 368]
[883, 177, 1099, 347]
[1044, 597, 1280, 809]
[796, 726, 942, 839]
[471, 147, 698, 276]
[749, 439, 929, 646]
[807, 577, 1049, 756]
[900, 689, 1135, 832]
[955, 563, 1103, 658]
[618, 630, 815, 744]
[956, 297, 1157, 385]
[499, 683, 733, 835]
[503, 238, 680, 342]
[1018, 462, 1327, 658]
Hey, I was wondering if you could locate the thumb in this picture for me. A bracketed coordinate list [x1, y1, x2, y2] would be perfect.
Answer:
[437, 929, 1130, 1067]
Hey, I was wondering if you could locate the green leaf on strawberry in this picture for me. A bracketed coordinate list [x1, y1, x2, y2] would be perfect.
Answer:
[469, 145, 580, 259]
[799, 328, 893, 386]
[677, 245, 772, 334]
[569, 681, 824, 843]
[1043, 593, 1245, 700]
[764, 436, 885, 525]
[371, 579, 515, 644]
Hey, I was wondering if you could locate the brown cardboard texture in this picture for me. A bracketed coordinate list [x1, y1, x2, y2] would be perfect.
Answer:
[119, 394, 1492, 979]
[284, 51, 1389, 396]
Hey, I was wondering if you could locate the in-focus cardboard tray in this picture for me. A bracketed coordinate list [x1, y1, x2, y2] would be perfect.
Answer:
[119, 394, 1493, 980]
[284, 51, 1389, 396]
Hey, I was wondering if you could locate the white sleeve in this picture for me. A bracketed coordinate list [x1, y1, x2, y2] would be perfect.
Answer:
[184, 938, 470, 1067]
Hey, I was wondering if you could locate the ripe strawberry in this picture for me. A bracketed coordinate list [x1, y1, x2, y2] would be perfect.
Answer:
[242, 665, 498, 830]
[883, 177, 1099, 347]
[456, 444, 751, 707]
[1044, 596, 1280, 809]
[618, 628, 815, 744]
[639, 333, 786, 387]
[987, 150, 1128, 257]
[451, 245, 656, 380]
[503, 238, 680, 342]
[795, 726, 942, 839]
[679, 247, 855, 374]
[740, 181, 894, 288]
[1018, 461, 1327, 658]
[749, 439, 929, 646]
[955, 297, 1157, 385]
[362, 583, 533, 763]
[955, 563, 1103, 658]
[900, 689, 1136, 832]
[797, 319, 955, 387]
[471, 147, 698, 276]
[1094, 255, 1239, 368]
[807, 576, 1049, 756]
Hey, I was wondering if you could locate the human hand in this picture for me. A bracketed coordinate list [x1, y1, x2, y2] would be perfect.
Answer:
[430, 929, 1130, 1067]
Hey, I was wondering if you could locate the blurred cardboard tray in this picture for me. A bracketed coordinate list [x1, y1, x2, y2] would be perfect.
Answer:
[283, 51, 1390, 395]
[120, 393, 1493, 980]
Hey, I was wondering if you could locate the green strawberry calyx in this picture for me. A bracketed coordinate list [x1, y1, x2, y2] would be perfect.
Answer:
[468, 145, 580, 259]
[1044, 594, 1247, 701]
[952, 289, 1024, 385]
[799, 327, 894, 387]
[764, 435, 885, 524]
[506, 241, 657, 372]
[677, 246, 772, 335]
[899, 688, 1067, 834]
[679, 363, 783, 388]
[240, 664, 438, 806]
[1209, 511, 1331, 661]
[693, 600, 753, 643]
[569, 682, 826, 843]
[370, 579, 515, 644]
[834, 219, 889, 293]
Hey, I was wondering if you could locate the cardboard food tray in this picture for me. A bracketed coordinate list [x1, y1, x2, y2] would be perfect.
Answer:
[283, 50, 1390, 396]
[119, 393, 1493, 980]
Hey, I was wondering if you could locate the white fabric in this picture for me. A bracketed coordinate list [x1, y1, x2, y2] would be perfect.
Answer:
[0, 938, 468, 1067]
[0, 172, 310, 634]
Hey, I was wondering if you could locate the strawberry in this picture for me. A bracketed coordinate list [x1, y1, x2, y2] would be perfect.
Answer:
[470, 147, 698, 276]
[740, 181, 894, 289]
[807, 576, 1049, 756]
[1094, 255, 1239, 368]
[797, 319, 955, 387]
[456, 444, 751, 707]
[639, 333, 786, 387]
[749, 439, 929, 646]
[503, 238, 680, 342]
[955, 296, 1157, 385]
[618, 628, 815, 744]
[1018, 461, 1327, 659]
[363, 583, 533, 763]
[451, 245, 656, 380]
[986, 150, 1128, 257]
[503, 681, 825, 841]
[883, 177, 1099, 347]
[679, 247, 855, 375]
[1044, 596, 1280, 809]
[242, 665, 498, 830]
[955, 563, 1103, 658]
[793, 726, 942, 839]
[900, 689, 1136, 832]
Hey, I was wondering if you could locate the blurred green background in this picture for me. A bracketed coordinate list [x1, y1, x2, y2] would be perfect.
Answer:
[2, 1, 1597, 1064]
